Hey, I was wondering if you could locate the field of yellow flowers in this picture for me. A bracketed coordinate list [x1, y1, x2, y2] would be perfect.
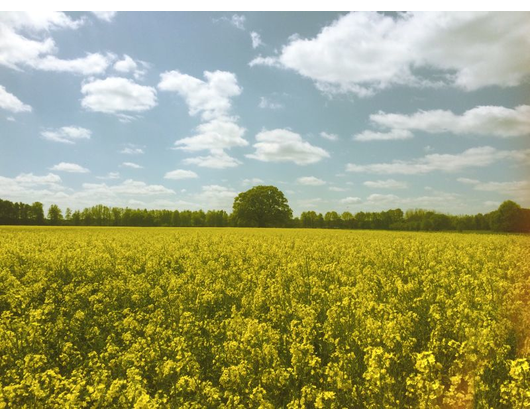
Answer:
[0, 226, 529, 408]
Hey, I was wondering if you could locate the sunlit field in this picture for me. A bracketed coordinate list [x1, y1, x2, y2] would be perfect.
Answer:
[0, 226, 529, 408]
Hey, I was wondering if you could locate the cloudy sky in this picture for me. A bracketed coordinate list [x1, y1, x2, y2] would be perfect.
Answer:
[1, 11, 529, 214]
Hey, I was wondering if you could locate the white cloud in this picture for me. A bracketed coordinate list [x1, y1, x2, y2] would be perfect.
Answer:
[0, 173, 179, 210]
[247, 129, 330, 165]
[298, 197, 324, 209]
[365, 105, 530, 138]
[354, 129, 413, 142]
[91, 12, 117, 22]
[121, 162, 143, 169]
[174, 119, 247, 151]
[346, 146, 530, 175]
[457, 177, 480, 185]
[364, 191, 465, 211]
[82, 180, 173, 196]
[0, 12, 115, 75]
[113, 54, 148, 79]
[364, 179, 408, 189]
[329, 186, 347, 192]
[0, 85, 32, 113]
[194, 184, 237, 210]
[0, 12, 84, 32]
[6, 116, 15, 122]
[41, 126, 91, 144]
[81, 77, 157, 117]
[249, 55, 282, 68]
[96, 172, 120, 180]
[251, 32, 263, 49]
[158, 70, 241, 121]
[15, 172, 62, 186]
[50, 162, 90, 173]
[340, 196, 362, 205]
[164, 169, 198, 180]
[33, 53, 112, 75]
[366, 194, 400, 204]
[0, 173, 65, 202]
[297, 176, 326, 186]
[242, 178, 264, 186]
[259, 97, 283, 110]
[484, 200, 501, 208]
[183, 150, 241, 169]
[160, 69, 247, 169]
[250, 12, 530, 95]
[320, 131, 338, 141]
[114, 54, 136, 73]
[458, 178, 530, 204]
[229, 14, 246, 30]
[119, 144, 144, 155]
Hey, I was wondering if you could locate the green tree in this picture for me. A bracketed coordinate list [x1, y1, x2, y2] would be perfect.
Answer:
[232, 186, 293, 227]
[30, 202, 45, 224]
[491, 200, 523, 232]
[47, 204, 63, 225]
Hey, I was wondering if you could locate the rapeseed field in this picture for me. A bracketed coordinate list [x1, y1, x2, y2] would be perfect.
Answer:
[0, 226, 529, 408]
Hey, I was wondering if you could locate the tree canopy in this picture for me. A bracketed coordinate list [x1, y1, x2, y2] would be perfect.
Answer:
[232, 186, 293, 227]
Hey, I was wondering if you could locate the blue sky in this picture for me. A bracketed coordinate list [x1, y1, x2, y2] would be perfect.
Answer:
[1, 11, 529, 215]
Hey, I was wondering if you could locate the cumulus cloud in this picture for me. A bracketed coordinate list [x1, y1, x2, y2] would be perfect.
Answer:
[361, 105, 530, 139]
[242, 178, 264, 186]
[82, 180, 174, 196]
[364, 179, 408, 189]
[297, 176, 326, 186]
[119, 144, 145, 155]
[183, 150, 241, 169]
[174, 119, 248, 152]
[0, 12, 115, 75]
[33, 53, 113, 75]
[456, 177, 480, 185]
[458, 178, 530, 204]
[0, 172, 179, 209]
[14, 172, 62, 186]
[346, 146, 530, 175]
[96, 172, 120, 180]
[250, 12, 530, 96]
[158, 70, 242, 121]
[0, 85, 32, 113]
[159, 70, 246, 169]
[49, 162, 90, 173]
[247, 129, 330, 165]
[194, 184, 238, 210]
[121, 162, 143, 169]
[250, 32, 263, 49]
[259, 97, 284, 110]
[91, 12, 117, 22]
[81, 77, 157, 117]
[113, 54, 148, 79]
[164, 169, 198, 180]
[320, 131, 338, 141]
[354, 129, 413, 142]
[41, 126, 91, 144]
[212, 14, 246, 31]
[340, 196, 362, 205]
[329, 186, 347, 192]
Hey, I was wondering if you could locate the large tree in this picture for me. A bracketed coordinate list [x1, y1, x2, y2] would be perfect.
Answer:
[490, 200, 523, 232]
[232, 186, 293, 227]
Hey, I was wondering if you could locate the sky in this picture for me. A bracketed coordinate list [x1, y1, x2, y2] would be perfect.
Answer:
[1, 11, 529, 215]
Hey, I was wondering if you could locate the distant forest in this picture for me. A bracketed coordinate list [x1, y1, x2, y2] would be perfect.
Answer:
[1, 197, 529, 233]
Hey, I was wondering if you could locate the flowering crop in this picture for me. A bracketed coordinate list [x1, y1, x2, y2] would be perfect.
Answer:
[0, 226, 529, 408]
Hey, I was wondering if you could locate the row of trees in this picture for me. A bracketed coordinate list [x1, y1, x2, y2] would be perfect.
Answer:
[1, 186, 529, 232]
[298, 204, 530, 232]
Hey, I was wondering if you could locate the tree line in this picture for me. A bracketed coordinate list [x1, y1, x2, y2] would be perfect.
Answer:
[1, 189, 529, 233]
